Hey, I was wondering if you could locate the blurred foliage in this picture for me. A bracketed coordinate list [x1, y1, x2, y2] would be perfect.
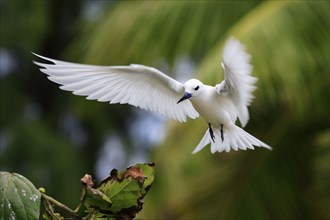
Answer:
[1, 0, 87, 208]
[0, 0, 329, 220]
[66, 1, 259, 66]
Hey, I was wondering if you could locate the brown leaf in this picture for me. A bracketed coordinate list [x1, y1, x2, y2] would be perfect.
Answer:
[123, 166, 145, 183]
[80, 174, 94, 187]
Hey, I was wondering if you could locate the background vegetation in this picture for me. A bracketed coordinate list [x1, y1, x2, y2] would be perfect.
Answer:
[1, 1, 329, 219]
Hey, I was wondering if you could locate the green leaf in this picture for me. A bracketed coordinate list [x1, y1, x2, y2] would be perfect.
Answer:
[98, 163, 155, 215]
[100, 174, 143, 213]
[81, 163, 155, 218]
[83, 211, 116, 220]
[83, 186, 112, 211]
[0, 172, 41, 220]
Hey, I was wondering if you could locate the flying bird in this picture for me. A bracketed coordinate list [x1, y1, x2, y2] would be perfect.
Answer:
[33, 37, 271, 154]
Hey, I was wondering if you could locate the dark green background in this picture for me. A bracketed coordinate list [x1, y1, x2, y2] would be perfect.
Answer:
[0, 1, 329, 219]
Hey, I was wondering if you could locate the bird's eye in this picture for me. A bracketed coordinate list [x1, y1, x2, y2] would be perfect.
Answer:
[194, 86, 199, 91]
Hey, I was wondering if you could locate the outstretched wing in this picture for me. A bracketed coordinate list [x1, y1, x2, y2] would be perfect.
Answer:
[33, 53, 199, 122]
[216, 37, 257, 127]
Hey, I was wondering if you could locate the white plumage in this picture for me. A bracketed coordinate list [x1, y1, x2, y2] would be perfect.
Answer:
[33, 37, 271, 154]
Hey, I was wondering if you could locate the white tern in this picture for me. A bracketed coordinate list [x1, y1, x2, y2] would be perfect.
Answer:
[33, 37, 272, 154]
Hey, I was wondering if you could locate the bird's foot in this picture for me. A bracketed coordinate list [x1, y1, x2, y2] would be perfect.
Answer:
[220, 124, 224, 143]
[208, 123, 216, 143]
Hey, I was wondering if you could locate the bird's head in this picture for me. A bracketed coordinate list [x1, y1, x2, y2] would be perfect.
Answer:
[177, 79, 204, 104]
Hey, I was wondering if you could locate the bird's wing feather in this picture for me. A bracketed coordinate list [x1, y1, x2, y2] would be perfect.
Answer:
[33, 53, 199, 122]
[216, 37, 257, 127]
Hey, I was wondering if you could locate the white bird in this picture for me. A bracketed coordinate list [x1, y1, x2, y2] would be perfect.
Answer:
[33, 37, 271, 154]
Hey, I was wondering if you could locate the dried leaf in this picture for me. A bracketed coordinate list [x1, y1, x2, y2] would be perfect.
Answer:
[81, 174, 95, 188]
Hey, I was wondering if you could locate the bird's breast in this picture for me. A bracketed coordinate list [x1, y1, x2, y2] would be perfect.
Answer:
[190, 90, 236, 126]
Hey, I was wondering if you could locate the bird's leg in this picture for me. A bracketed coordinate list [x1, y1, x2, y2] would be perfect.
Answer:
[208, 123, 216, 143]
[220, 124, 224, 143]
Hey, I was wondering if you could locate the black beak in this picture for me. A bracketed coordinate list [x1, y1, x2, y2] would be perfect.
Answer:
[177, 92, 192, 104]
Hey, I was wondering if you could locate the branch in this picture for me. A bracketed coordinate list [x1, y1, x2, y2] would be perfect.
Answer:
[40, 192, 79, 217]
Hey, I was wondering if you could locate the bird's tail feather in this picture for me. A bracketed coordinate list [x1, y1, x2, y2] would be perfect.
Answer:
[192, 124, 272, 154]
[192, 129, 211, 154]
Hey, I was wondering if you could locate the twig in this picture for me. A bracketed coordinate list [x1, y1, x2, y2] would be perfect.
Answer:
[41, 192, 79, 217]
